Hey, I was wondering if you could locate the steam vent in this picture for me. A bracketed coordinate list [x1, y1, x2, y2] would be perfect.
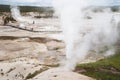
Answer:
[0, 1, 120, 80]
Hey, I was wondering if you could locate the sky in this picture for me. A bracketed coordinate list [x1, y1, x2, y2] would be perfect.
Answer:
[0, 0, 52, 6]
[0, 0, 120, 7]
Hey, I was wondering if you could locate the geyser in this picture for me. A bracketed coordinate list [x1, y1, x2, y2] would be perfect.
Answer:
[10, 5, 35, 24]
[52, 0, 120, 70]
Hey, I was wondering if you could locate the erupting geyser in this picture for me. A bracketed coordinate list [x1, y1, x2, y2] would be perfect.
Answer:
[10, 5, 35, 24]
[10, 5, 24, 22]
[52, 0, 120, 70]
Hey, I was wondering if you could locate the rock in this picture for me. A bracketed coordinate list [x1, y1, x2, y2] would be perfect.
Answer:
[37, 50, 65, 66]
[0, 40, 48, 60]
[0, 16, 4, 25]
[46, 41, 65, 50]
[14, 38, 30, 42]
[0, 57, 49, 80]
[0, 25, 62, 41]
[29, 68, 95, 80]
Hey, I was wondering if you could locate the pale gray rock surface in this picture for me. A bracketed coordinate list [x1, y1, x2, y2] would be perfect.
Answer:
[0, 40, 48, 60]
[0, 18, 96, 80]
[29, 68, 95, 80]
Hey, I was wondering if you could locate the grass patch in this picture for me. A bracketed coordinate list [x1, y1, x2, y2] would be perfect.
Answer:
[83, 71, 120, 80]
[44, 64, 60, 67]
[76, 54, 120, 80]
[25, 67, 48, 79]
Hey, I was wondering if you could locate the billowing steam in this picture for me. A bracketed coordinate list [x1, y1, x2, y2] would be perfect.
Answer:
[10, 5, 59, 31]
[10, 6, 22, 22]
[10, 5, 35, 24]
[52, 0, 120, 70]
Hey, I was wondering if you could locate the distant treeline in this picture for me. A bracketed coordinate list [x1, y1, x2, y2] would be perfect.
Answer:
[0, 5, 54, 13]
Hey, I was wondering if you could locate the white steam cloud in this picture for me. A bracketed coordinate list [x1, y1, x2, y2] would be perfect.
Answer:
[10, 5, 46, 27]
[52, 0, 120, 70]
[10, 5, 24, 22]
[10, 5, 34, 24]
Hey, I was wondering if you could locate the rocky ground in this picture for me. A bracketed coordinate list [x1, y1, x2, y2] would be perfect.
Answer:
[1, 7, 120, 80]
[0, 24, 96, 80]
[0, 12, 101, 80]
